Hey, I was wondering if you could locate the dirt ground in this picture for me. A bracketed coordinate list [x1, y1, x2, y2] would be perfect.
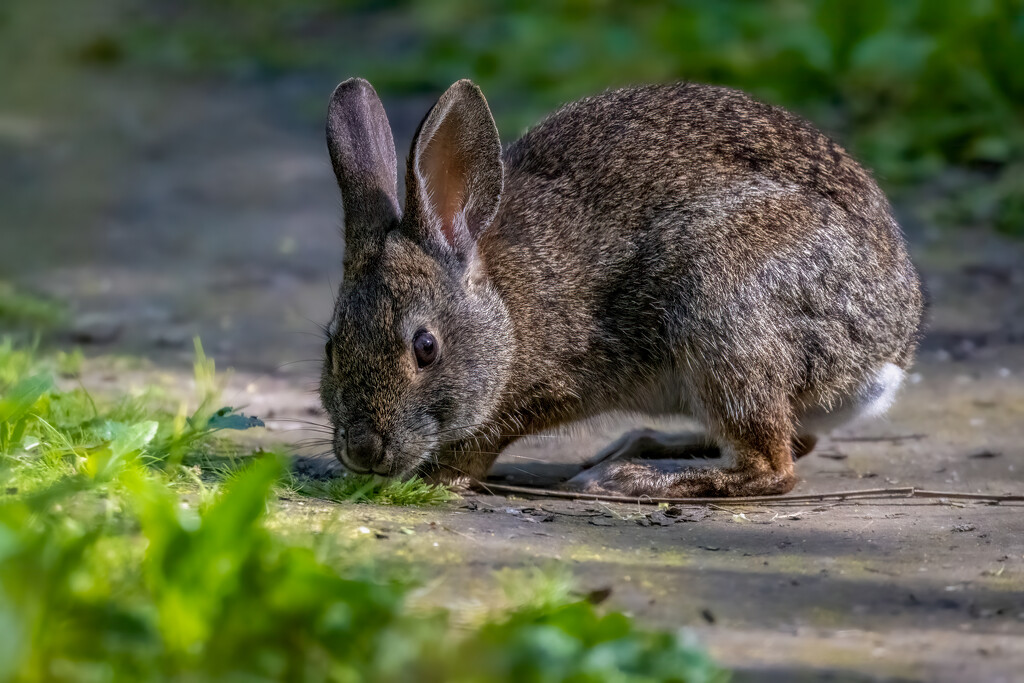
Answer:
[3, 72, 1023, 682]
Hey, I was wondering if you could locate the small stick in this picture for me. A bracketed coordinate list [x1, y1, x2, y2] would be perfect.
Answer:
[471, 481, 1024, 505]
[907, 490, 1024, 502]
[474, 482, 913, 504]
[830, 434, 926, 443]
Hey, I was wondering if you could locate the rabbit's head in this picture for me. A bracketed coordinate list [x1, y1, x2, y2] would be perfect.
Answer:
[320, 78, 511, 477]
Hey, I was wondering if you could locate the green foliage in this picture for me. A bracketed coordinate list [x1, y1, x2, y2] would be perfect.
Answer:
[0, 282, 65, 332]
[0, 341, 36, 388]
[100, 0, 1024, 234]
[0, 338, 264, 495]
[453, 601, 724, 683]
[0, 373, 52, 454]
[299, 472, 456, 506]
[0, 340, 727, 681]
[0, 455, 726, 682]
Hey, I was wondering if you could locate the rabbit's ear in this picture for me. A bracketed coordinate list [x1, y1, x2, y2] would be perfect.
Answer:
[403, 79, 503, 258]
[327, 78, 400, 266]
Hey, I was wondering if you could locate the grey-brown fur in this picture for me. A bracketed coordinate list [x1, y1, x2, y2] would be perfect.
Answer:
[320, 78, 923, 497]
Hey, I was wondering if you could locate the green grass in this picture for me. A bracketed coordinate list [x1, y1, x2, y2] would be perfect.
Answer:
[211, 461, 455, 506]
[298, 473, 456, 506]
[0, 338, 727, 682]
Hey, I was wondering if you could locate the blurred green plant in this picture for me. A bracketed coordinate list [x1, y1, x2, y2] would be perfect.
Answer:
[0, 282, 65, 332]
[0, 457, 727, 682]
[0, 338, 727, 682]
[0, 338, 259, 496]
[92, 0, 1023, 234]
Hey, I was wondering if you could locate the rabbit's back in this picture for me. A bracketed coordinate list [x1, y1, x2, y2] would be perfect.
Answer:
[503, 83, 880, 216]
[484, 83, 923, 415]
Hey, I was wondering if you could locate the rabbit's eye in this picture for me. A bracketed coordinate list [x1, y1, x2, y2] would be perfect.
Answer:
[413, 330, 438, 368]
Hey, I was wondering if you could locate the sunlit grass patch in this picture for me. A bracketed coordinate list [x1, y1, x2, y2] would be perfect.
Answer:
[297, 473, 456, 506]
[197, 453, 455, 507]
[0, 338, 262, 497]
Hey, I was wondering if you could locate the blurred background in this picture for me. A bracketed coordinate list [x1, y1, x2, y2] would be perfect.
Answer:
[1, 0, 1023, 372]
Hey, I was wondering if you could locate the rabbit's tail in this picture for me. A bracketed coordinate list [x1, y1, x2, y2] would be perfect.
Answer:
[797, 363, 905, 435]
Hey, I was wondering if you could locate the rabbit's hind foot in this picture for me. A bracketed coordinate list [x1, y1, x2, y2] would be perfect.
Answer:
[563, 422, 800, 498]
[578, 429, 722, 470]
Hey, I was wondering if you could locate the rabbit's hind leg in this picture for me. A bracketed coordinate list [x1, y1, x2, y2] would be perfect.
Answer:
[564, 419, 797, 498]
[561, 370, 798, 499]
[575, 428, 816, 473]
[563, 429, 721, 493]
[563, 364, 906, 498]
[563, 405, 800, 498]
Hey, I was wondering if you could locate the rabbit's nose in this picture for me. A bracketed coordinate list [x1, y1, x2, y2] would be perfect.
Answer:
[344, 430, 384, 473]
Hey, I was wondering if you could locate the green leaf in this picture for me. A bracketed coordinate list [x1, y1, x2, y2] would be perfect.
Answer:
[0, 373, 52, 426]
[85, 420, 159, 480]
[109, 421, 159, 460]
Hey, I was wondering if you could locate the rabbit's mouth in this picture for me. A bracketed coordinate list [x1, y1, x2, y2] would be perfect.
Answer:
[337, 448, 422, 478]
[333, 431, 434, 479]
[336, 448, 373, 476]
[378, 450, 425, 478]
[393, 444, 441, 478]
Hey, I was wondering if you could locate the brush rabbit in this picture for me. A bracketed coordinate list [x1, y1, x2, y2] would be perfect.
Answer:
[319, 77, 923, 497]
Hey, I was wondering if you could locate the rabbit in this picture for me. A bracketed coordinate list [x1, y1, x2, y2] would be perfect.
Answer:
[319, 77, 924, 498]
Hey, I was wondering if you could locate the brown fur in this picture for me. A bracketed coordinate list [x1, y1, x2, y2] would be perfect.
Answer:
[320, 79, 923, 497]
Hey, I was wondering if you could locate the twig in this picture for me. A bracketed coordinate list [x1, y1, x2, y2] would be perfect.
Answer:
[830, 434, 926, 443]
[706, 503, 744, 515]
[908, 489, 1024, 501]
[471, 481, 1024, 506]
